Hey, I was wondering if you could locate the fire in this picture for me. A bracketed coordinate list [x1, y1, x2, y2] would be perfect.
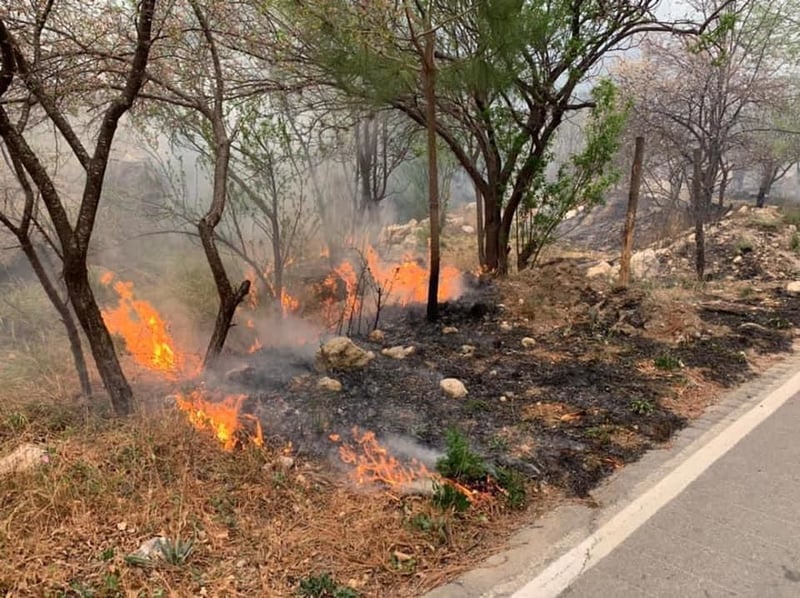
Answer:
[336, 428, 432, 488]
[100, 274, 183, 375]
[174, 389, 263, 451]
[321, 243, 462, 326]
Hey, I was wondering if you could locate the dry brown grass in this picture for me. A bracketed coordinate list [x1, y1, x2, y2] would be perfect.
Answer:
[0, 395, 552, 597]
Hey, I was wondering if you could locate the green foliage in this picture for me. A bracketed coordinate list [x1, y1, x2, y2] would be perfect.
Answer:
[517, 78, 629, 267]
[431, 481, 470, 512]
[297, 573, 359, 598]
[435, 429, 487, 482]
[653, 353, 682, 371]
[495, 467, 527, 510]
[790, 232, 800, 253]
[630, 397, 656, 416]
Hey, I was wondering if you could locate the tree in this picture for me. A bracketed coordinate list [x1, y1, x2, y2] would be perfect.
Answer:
[134, 0, 284, 368]
[0, 0, 158, 415]
[615, 0, 794, 276]
[281, 0, 732, 273]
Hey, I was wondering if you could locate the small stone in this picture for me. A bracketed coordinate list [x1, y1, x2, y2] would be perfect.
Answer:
[315, 337, 375, 371]
[460, 345, 476, 356]
[461, 224, 475, 234]
[499, 395, 508, 402]
[277, 455, 295, 470]
[500, 321, 513, 332]
[368, 329, 386, 342]
[440, 378, 468, 398]
[732, 255, 743, 264]
[0, 443, 48, 477]
[787, 281, 800, 295]
[442, 326, 459, 334]
[382, 345, 416, 359]
[117, 521, 128, 531]
[521, 337, 536, 348]
[317, 377, 343, 392]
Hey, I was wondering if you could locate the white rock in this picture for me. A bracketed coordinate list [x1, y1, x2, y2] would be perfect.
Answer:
[586, 261, 613, 278]
[277, 455, 295, 470]
[382, 345, 416, 359]
[461, 225, 475, 234]
[317, 376, 343, 392]
[442, 326, 459, 334]
[732, 255, 743, 264]
[315, 337, 375, 371]
[440, 378, 468, 398]
[460, 345, 476, 356]
[500, 321, 513, 332]
[521, 337, 536, 348]
[631, 248, 660, 279]
[786, 281, 800, 295]
[0, 443, 48, 477]
[368, 329, 386, 342]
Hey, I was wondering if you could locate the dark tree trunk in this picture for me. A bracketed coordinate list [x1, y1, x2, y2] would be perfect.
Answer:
[619, 136, 645, 288]
[65, 257, 132, 414]
[422, 17, 440, 322]
[21, 241, 92, 397]
[755, 162, 779, 208]
[692, 149, 705, 281]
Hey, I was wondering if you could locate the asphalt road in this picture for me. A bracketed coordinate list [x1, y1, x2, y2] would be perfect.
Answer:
[562, 392, 800, 597]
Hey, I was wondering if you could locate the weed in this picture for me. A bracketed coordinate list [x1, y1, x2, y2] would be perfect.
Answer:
[410, 512, 434, 532]
[464, 398, 491, 415]
[630, 397, 656, 416]
[783, 206, 800, 227]
[735, 238, 755, 253]
[791, 232, 800, 253]
[488, 435, 509, 453]
[431, 481, 470, 512]
[738, 285, 755, 299]
[653, 353, 682, 371]
[495, 467, 527, 510]
[435, 429, 487, 482]
[585, 425, 612, 443]
[767, 316, 791, 330]
[297, 573, 359, 598]
[99, 547, 115, 562]
[4, 411, 29, 433]
[209, 494, 237, 528]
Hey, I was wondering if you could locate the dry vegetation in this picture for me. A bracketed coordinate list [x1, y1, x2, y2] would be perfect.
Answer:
[3, 204, 800, 596]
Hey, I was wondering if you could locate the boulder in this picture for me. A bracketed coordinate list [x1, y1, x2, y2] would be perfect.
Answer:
[382, 345, 416, 360]
[440, 378, 468, 398]
[521, 337, 536, 348]
[315, 337, 375, 371]
[317, 376, 343, 392]
[786, 281, 800, 295]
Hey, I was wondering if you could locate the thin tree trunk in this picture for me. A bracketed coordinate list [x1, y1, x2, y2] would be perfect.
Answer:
[422, 14, 440, 321]
[21, 241, 92, 397]
[692, 148, 705, 281]
[618, 136, 645, 288]
[475, 181, 485, 269]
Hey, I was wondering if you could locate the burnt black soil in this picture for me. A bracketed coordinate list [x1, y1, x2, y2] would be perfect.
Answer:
[228, 282, 799, 499]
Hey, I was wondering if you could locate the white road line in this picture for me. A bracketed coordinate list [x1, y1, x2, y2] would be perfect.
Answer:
[512, 369, 800, 598]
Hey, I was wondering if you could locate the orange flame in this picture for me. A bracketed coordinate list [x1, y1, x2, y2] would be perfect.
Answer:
[100, 274, 182, 375]
[322, 243, 462, 326]
[336, 428, 432, 488]
[175, 390, 263, 451]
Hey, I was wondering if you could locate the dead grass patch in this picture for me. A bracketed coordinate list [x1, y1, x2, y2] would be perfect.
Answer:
[0, 399, 551, 597]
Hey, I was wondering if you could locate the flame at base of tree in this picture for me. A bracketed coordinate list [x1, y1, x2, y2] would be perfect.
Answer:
[100, 272, 186, 376]
[174, 390, 263, 451]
